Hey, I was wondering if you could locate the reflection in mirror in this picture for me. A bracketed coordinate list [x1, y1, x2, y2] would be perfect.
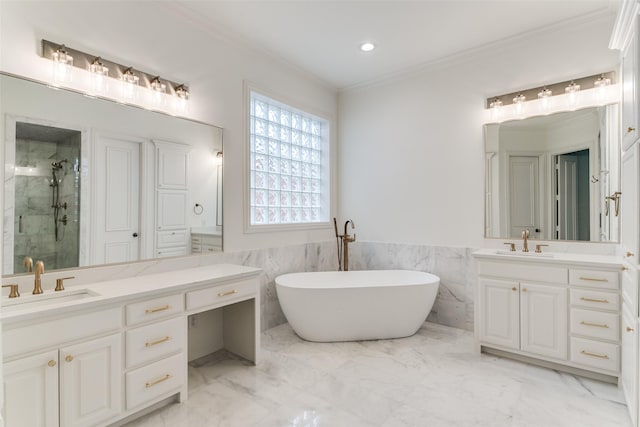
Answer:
[484, 105, 619, 242]
[1, 73, 223, 276]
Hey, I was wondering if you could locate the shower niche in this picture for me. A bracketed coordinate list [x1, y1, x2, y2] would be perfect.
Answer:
[12, 122, 81, 272]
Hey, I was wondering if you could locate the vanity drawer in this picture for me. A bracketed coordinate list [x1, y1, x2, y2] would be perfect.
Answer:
[570, 337, 619, 373]
[622, 264, 638, 314]
[156, 246, 188, 258]
[570, 289, 620, 312]
[126, 294, 184, 326]
[157, 229, 188, 248]
[3, 307, 122, 358]
[569, 269, 619, 290]
[201, 244, 222, 254]
[126, 317, 185, 368]
[570, 308, 619, 341]
[125, 352, 185, 410]
[186, 278, 257, 311]
[477, 260, 567, 284]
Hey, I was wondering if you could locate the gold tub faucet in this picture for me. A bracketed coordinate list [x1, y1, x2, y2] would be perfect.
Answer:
[33, 260, 44, 294]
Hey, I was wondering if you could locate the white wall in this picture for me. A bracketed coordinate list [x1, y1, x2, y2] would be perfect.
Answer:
[0, 1, 338, 253]
[338, 12, 620, 249]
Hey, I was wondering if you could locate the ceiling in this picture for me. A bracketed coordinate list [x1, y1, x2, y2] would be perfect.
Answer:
[176, 0, 618, 90]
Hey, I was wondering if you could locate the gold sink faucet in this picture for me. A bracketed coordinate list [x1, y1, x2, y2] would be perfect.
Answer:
[521, 229, 530, 253]
[23, 256, 33, 272]
[33, 260, 44, 294]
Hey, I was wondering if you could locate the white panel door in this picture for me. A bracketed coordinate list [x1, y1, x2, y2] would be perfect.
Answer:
[156, 143, 189, 189]
[509, 156, 539, 239]
[621, 144, 639, 265]
[478, 278, 520, 350]
[157, 190, 187, 231]
[621, 305, 638, 427]
[94, 136, 141, 264]
[520, 282, 567, 360]
[60, 334, 122, 427]
[622, 24, 638, 151]
[3, 350, 59, 427]
[557, 154, 578, 240]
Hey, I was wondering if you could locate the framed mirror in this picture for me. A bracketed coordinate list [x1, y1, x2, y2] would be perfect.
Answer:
[484, 104, 619, 242]
[1, 73, 223, 276]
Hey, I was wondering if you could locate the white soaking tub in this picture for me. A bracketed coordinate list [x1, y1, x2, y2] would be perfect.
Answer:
[275, 270, 439, 342]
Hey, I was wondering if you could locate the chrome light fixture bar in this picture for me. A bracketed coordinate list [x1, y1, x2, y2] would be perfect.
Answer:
[42, 40, 189, 100]
[486, 71, 614, 108]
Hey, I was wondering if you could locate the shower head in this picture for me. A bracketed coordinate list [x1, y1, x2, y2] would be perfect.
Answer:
[51, 159, 68, 169]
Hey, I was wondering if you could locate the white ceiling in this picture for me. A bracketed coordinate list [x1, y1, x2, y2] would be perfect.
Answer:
[176, 0, 618, 90]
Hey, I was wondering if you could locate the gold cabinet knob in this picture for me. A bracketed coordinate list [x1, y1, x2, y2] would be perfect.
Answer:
[511, 287, 517, 291]
[522, 288, 527, 292]
[626, 251, 635, 258]
[622, 266, 629, 271]
[65, 355, 74, 363]
[628, 326, 635, 332]
[48, 360, 57, 367]
[629, 127, 636, 133]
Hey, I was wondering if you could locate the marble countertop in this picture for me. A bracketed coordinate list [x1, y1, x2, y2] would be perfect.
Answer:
[472, 248, 623, 268]
[1, 263, 261, 324]
[191, 227, 222, 236]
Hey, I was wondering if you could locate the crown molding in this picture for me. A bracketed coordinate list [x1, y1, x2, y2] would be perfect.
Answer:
[609, 0, 639, 50]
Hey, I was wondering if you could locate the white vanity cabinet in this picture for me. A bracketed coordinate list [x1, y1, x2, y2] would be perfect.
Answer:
[475, 253, 622, 379]
[191, 233, 222, 254]
[2, 308, 123, 427]
[2, 264, 261, 427]
[478, 265, 567, 361]
[622, 14, 639, 152]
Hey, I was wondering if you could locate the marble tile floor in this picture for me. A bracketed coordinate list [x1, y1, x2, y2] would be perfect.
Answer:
[124, 322, 630, 427]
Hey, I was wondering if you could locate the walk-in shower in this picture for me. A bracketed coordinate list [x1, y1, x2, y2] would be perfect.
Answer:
[10, 122, 81, 273]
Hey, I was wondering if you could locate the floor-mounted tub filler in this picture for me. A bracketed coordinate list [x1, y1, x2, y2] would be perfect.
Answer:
[275, 270, 439, 342]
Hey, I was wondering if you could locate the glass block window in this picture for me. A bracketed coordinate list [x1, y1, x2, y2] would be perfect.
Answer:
[249, 91, 329, 226]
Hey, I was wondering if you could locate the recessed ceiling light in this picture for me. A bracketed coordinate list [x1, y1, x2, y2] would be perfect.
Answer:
[360, 42, 375, 52]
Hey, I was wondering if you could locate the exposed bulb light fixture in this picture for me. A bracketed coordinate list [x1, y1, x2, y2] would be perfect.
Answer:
[121, 67, 139, 100]
[88, 57, 109, 94]
[513, 93, 526, 115]
[594, 74, 611, 100]
[174, 84, 190, 113]
[51, 44, 73, 83]
[150, 76, 167, 106]
[360, 42, 375, 52]
[489, 98, 503, 121]
[564, 81, 580, 107]
[537, 87, 552, 111]
[42, 40, 190, 113]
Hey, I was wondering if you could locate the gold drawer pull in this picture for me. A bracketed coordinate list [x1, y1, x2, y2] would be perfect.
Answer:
[580, 297, 609, 304]
[578, 277, 608, 282]
[218, 290, 237, 297]
[629, 127, 636, 133]
[145, 305, 170, 314]
[145, 374, 172, 388]
[580, 321, 609, 328]
[580, 350, 609, 359]
[145, 336, 171, 347]
[48, 360, 57, 367]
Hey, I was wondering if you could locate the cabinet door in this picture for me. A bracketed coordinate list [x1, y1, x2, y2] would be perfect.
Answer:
[157, 191, 187, 231]
[59, 334, 122, 427]
[3, 351, 59, 427]
[621, 144, 639, 265]
[520, 282, 567, 360]
[623, 24, 639, 151]
[478, 278, 520, 349]
[156, 143, 189, 189]
[621, 305, 638, 427]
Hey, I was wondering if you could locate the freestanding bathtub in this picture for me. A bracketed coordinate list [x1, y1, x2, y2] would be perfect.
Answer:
[275, 270, 440, 342]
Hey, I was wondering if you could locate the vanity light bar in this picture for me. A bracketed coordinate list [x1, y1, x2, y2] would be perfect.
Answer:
[41, 40, 189, 100]
[485, 72, 615, 108]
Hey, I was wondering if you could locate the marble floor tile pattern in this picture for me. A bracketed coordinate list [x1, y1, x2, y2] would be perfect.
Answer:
[124, 322, 630, 427]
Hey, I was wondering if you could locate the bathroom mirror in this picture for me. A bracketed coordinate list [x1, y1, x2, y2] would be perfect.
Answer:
[484, 104, 620, 242]
[1, 72, 223, 276]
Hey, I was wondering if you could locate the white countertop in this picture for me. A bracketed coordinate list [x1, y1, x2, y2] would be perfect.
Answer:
[472, 248, 623, 269]
[191, 227, 222, 236]
[1, 263, 261, 324]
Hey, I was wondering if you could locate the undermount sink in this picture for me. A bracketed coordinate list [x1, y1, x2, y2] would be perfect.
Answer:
[494, 250, 554, 258]
[1, 289, 99, 313]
